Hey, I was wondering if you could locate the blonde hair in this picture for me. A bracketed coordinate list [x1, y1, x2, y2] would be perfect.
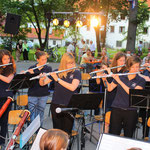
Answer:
[40, 129, 69, 150]
[58, 53, 76, 78]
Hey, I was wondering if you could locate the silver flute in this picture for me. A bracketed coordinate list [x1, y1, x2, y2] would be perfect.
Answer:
[92, 72, 140, 79]
[89, 64, 125, 74]
[0, 63, 12, 67]
[30, 66, 78, 80]
[20, 63, 49, 74]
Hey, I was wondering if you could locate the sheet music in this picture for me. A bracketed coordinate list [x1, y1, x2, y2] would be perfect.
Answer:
[30, 128, 47, 150]
[20, 115, 40, 148]
[97, 134, 150, 150]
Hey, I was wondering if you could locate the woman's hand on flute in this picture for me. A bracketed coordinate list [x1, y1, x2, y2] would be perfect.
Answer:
[103, 65, 111, 74]
[28, 69, 34, 74]
[112, 74, 121, 83]
[49, 72, 58, 82]
[40, 73, 47, 80]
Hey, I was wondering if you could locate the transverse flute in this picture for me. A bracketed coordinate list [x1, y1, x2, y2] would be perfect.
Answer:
[20, 63, 49, 74]
[30, 66, 78, 80]
[92, 72, 140, 79]
[89, 64, 125, 74]
[0, 63, 12, 67]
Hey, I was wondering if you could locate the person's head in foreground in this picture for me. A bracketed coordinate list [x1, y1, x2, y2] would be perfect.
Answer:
[40, 129, 69, 150]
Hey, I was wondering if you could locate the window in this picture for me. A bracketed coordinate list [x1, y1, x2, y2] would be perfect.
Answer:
[116, 41, 122, 47]
[143, 27, 148, 34]
[110, 26, 115, 33]
[53, 40, 56, 45]
[119, 26, 125, 33]
[120, 14, 125, 20]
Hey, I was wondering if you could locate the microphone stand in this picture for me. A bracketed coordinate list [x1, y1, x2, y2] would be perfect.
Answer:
[67, 110, 86, 150]
[102, 80, 108, 134]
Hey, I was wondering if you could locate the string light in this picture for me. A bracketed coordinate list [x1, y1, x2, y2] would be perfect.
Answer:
[53, 18, 59, 26]
[76, 20, 83, 28]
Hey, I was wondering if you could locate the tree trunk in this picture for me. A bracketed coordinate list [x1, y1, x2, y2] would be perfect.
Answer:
[94, 26, 101, 57]
[126, 0, 138, 53]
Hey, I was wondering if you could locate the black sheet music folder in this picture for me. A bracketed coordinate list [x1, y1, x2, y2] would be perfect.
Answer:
[8, 74, 38, 91]
[129, 89, 150, 109]
[67, 93, 104, 110]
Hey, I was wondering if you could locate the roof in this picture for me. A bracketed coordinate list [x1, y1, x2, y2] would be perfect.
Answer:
[26, 28, 64, 40]
[147, 0, 150, 7]
[0, 27, 64, 40]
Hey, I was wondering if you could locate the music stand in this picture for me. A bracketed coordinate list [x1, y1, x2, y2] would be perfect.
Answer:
[8, 74, 37, 91]
[8, 74, 37, 109]
[67, 93, 104, 150]
[68, 93, 103, 110]
[129, 89, 150, 138]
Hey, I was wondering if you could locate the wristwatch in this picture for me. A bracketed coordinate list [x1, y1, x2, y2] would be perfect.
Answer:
[57, 78, 61, 82]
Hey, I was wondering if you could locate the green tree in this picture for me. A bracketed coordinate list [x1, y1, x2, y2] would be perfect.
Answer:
[1, 0, 78, 50]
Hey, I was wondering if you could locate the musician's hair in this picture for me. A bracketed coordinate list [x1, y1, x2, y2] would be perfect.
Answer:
[35, 50, 47, 59]
[40, 129, 69, 150]
[126, 56, 141, 69]
[0, 49, 16, 76]
[111, 51, 126, 73]
[58, 52, 76, 78]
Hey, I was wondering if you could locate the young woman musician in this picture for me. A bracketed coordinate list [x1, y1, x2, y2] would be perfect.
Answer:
[97, 52, 127, 111]
[0, 50, 16, 147]
[27, 51, 52, 125]
[96, 52, 127, 133]
[39, 53, 81, 135]
[105, 56, 145, 137]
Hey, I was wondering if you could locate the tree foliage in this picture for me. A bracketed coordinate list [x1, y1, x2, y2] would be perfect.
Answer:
[78, 0, 150, 52]
[0, 0, 79, 49]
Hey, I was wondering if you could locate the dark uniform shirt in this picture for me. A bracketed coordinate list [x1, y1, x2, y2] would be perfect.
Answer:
[112, 74, 146, 110]
[52, 70, 81, 106]
[106, 69, 124, 110]
[143, 69, 150, 77]
[0, 67, 13, 98]
[28, 64, 52, 97]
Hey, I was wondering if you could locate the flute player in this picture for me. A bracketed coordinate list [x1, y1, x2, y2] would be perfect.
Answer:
[39, 53, 81, 136]
[103, 56, 145, 138]
[21, 50, 52, 126]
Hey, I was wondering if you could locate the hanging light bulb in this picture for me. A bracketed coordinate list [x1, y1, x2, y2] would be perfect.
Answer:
[53, 18, 59, 26]
[76, 20, 83, 28]
[64, 20, 70, 28]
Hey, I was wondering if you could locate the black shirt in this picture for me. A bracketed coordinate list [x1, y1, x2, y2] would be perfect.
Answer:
[0, 68, 13, 98]
[28, 64, 52, 97]
[143, 69, 150, 77]
[112, 74, 146, 110]
[52, 70, 81, 106]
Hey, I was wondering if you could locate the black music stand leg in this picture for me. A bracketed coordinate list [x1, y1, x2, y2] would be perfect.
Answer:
[144, 97, 150, 138]
[81, 114, 85, 150]
[102, 84, 107, 133]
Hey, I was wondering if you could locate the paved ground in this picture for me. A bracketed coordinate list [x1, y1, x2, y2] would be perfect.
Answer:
[6, 61, 149, 150]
